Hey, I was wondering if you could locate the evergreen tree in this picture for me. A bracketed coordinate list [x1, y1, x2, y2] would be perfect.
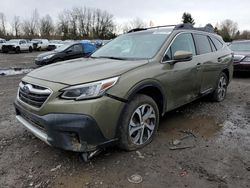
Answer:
[182, 12, 195, 25]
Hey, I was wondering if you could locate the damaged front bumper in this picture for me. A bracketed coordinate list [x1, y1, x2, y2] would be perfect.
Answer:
[14, 102, 115, 152]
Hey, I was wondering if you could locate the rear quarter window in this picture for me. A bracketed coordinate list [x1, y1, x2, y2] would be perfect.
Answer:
[210, 36, 223, 50]
[193, 34, 212, 55]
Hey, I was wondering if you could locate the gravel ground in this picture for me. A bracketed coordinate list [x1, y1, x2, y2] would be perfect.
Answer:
[0, 53, 249, 188]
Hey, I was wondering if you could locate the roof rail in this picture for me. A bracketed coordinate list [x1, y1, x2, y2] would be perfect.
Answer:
[127, 25, 176, 33]
[174, 23, 215, 33]
[127, 23, 215, 34]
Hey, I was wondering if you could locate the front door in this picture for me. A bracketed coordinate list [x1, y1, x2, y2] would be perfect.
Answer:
[160, 33, 200, 110]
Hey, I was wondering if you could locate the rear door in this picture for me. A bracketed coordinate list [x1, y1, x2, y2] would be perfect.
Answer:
[193, 33, 220, 94]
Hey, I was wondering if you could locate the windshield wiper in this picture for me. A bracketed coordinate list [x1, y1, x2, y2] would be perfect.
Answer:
[92, 56, 128, 60]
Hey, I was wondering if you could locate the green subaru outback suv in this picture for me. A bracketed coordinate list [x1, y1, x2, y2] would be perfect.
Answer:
[15, 24, 233, 160]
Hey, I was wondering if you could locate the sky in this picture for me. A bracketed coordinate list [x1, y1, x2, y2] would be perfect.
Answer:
[0, 0, 250, 31]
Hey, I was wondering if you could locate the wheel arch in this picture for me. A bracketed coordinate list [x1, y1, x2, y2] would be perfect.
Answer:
[126, 80, 166, 116]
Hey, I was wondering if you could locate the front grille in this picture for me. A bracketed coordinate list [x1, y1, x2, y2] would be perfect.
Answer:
[18, 81, 51, 108]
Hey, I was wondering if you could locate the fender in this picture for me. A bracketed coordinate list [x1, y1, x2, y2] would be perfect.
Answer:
[126, 79, 167, 115]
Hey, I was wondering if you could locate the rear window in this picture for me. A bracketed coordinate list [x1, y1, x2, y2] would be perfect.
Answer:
[193, 34, 212, 55]
[210, 36, 223, 50]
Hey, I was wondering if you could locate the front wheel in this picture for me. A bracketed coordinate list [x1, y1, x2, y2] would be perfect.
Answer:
[118, 94, 159, 151]
[210, 72, 228, 102]
[29, 46, 33, 52]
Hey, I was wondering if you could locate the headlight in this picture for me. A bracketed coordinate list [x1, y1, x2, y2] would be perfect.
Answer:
[61, 77, 119, 100]
[42, 54, 54, 60]
[243, 56, 250, 62]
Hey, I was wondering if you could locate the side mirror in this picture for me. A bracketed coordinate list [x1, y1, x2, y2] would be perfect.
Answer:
[173, 50, 193, 62]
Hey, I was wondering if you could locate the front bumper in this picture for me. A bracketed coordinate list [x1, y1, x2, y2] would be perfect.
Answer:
[14, 102, 115, 152]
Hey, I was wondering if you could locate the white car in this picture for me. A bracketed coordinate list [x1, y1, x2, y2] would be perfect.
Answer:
[2, 39, 33, 53]
[0, 38, 6, 51]
[31, 39, 49, 51]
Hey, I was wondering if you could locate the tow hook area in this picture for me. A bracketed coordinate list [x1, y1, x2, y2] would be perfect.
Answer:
[80, 149, 102, 162]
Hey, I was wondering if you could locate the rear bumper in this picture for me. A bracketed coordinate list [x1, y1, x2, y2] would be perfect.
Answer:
[14, 101, 115, 152]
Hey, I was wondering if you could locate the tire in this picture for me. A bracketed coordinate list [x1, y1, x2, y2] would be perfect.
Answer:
[118, 94, 160, 151]
[29, 46, 33, 52]
[15, 47, 20, 53]
[210, 72, 228, 102]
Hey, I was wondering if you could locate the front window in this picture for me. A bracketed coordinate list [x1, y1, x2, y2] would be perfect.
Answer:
[92, 29, 172, 60]
[230, 42, 250, 52]
[164, 33, 196, 61]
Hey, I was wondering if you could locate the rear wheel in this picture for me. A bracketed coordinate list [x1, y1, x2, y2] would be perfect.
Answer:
[29, 46, 33, 52]
[210, 72, 228, 102]
[119, 94, 159, 151]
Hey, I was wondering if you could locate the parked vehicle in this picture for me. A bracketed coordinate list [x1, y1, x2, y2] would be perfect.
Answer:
[31, 39, 49, 51]
[2, 39, 33, 53]
[47, 40, 64, 51]
[15, 24, 233, 161]
[34, 41, 97, 66]
[0, 38, 6, 51]
[229, 40, 250, 72]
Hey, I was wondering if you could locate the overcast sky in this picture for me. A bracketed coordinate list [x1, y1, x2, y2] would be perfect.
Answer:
[1, 0, 250, 30]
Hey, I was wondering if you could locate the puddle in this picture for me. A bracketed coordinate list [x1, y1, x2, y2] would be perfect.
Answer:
[0, 68, 33, 76]
[159, 113, 222, 140]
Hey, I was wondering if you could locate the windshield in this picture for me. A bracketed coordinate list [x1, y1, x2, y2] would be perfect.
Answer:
[230, 42, 250, 52]
[91, 29, 172, 60]
[54, 43, 74, 52]
[7, 39, 20, 43]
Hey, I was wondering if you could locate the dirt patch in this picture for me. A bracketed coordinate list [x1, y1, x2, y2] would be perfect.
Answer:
[0, 72, 249, 188]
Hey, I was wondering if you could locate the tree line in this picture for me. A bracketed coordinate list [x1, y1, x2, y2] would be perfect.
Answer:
[0, 9, 249, 42]
[0, 7, 116, 40]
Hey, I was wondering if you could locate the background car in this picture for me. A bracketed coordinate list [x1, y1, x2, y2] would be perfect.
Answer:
[2, 39, 33, 53]
[31, 39, 49, 51]
[0, 38, 6, 51]
[35, 40, 97, 66]
[47, 40, 64, 51]
[229, 40, 250, 72]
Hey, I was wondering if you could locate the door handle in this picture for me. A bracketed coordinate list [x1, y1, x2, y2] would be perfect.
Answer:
[218, 57, 222, 62]
[196, 63, 201, 70]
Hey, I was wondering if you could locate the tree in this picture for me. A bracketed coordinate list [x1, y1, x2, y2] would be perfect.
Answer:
[22, 9, 40, 37]
[0, 12, 6, 37]
[182, 12, 195, 25]
[12, 16, 21, 37]
[217, 19, 238, 42]
[122, 18, 147, 33]
[40, 15, 54, 38]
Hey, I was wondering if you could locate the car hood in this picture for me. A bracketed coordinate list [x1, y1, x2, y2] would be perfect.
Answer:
[27, 58, 148, 85]
[37, 51, 57, 58]
[4, 43, 17, 46]
[233, 51, 250, 62]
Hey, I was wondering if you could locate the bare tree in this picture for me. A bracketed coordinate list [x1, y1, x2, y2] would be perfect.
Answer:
[40, 14, 54, 38]
[217, 19, 238, 41]
[12, 16, 21, 37]
[57, 10, 70, 39]
[122, 18, 147, 33]
[0, 12, 6, 37]
[22, 9, 40, 37]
